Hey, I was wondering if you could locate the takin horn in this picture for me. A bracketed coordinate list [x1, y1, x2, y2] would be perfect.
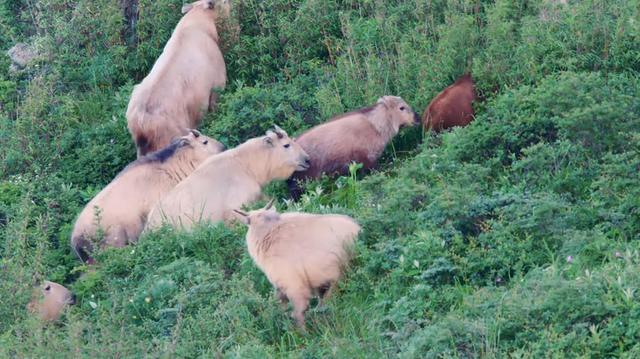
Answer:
[263, 199, 275, 210]
[233, 209, 248, 217]
[273, 125, 286, 139]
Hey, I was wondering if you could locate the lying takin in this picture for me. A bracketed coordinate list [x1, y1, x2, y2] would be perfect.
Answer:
[27, 281, 76, 322]
[126, 0, 230, 157]
[422, 74, 476, 131]
[234, 200, 360, 329]
[288, 95, 419, 198]
[71, 130, 224, 263]
[145, 126, 310, 230]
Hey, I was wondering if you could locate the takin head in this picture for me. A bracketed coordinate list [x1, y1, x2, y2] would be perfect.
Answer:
[260, 125, 311, 180]
[376, 95, 421, 130]
[27, 281, 76, 322]
[138, 129, 225, 166]
[171, 128, 225, 162]
[232, 198, 279, 227]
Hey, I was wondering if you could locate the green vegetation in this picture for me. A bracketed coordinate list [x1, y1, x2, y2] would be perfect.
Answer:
[1, 0, 639, 356]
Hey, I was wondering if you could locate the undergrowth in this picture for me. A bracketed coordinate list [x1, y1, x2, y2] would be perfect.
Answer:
[1, 0, 639, 357]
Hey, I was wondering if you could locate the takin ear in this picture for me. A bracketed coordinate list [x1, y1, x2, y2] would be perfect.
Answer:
[263, 135, 274, 147]
[232, 209, 250, 225]
[377, 96, 392, 109]
[181, 3, 193, 14]
[178, 138, 191, 147]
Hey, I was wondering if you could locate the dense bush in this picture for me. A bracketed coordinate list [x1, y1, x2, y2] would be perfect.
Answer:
[1, 0, 639, 356]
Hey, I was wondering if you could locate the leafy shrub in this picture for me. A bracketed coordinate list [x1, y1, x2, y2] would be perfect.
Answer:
[448, 71, 640, 166]
[204, 72, 321, 145]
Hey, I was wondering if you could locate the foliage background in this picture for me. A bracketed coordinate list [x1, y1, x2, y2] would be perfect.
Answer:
[1, 0, 639, 356]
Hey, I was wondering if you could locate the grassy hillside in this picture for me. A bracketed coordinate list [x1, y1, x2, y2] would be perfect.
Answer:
[1, 0, 639, 356]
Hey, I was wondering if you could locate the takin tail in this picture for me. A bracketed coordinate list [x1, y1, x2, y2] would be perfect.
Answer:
[70, 235, 95, 265]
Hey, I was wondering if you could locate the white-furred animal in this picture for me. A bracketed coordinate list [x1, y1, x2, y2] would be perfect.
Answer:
[145, 126, 310, 230]
[71, 130, 225, 263]
[234, 200, 360, 328]
[27, 281, 75, 322]
[126, 0, 230, 157]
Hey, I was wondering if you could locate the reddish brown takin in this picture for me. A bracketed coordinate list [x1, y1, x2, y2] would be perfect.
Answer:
[422, 74, 476, 132]
[145, 126, 310, 231]
[71, 130, 224, 263]
[26, 281, 76, 322]
[126, 0, 230, 157]
[288, 96, 419, 198]
[233, 200, 360, 329]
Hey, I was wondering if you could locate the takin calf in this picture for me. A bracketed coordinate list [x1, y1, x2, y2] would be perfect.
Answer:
[145, 126, 310, 230]
[234, 200, 360, 329]
[422, 74, 476, 131]
[126, 0, 230, 157]
[71, 130, 224, 263]
[27, 281, 76, 322]
[288, 96, 419, 198]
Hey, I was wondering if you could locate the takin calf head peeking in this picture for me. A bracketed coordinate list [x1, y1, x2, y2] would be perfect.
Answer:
[422, 74, 476, 132]
[234, 200, 360, 329]
[126, 0, 231, 157]
[145, 126, 310, 231]
[27, 281, 76, 322]
[71, 130, 224, 263]
[288, 95, 419, 199]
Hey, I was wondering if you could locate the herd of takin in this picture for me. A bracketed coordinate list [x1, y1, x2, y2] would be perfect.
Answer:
[29, 0, 477, 330]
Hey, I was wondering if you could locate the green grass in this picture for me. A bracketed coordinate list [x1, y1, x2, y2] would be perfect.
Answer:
[1, 0, 639, 357]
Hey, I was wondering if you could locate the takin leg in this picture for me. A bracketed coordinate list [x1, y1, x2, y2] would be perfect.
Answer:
[288, 288, 311, 329]
[317, 282, 334, 308]
[276, 287, 289, 310]
[208, 92, 219, 112]
[104, 227, 129, 249]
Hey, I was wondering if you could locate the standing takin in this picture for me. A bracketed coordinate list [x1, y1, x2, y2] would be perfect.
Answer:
[422, 74, 476, 131]
[126, 0, 230, 157]
[233, 200, 360, 329]
[145, 126, 310, 231]
[288, 95, 419, 198]
[71, 130, 224, 263]
[27, 281, 76, 322]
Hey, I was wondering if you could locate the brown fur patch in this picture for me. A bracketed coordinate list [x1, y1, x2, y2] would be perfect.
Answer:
[422, 74, 476, 131]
